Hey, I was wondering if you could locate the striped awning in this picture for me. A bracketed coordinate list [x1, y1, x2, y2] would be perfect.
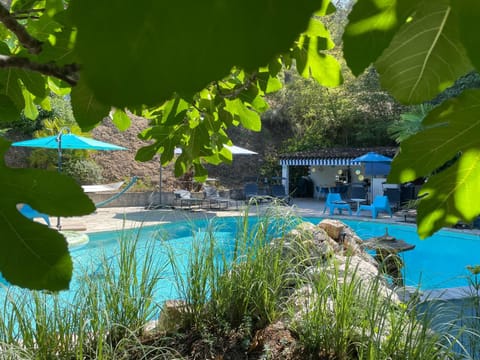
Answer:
[280, 158, 360, 166]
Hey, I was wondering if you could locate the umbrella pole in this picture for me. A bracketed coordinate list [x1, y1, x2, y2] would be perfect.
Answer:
[149, 154, 173, 209]
[56, 133, 63, 230]
[159, 154, 162, 205]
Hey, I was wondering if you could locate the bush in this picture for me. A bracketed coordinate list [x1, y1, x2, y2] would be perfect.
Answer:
[63, 158, 104, 185]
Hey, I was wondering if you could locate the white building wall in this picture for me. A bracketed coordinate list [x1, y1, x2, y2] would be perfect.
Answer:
[309, 165, 365, 199]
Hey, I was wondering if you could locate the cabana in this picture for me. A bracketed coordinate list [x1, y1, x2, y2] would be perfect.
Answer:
[278, 147, 397, 200]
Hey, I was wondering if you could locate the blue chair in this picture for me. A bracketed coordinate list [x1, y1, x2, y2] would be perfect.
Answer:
[357, 195, 392, 218]
[270, 184, 292, 205]
[19, 204, 51, 227]
[244, 182, 259, 202]
[323, 193, 352, 215]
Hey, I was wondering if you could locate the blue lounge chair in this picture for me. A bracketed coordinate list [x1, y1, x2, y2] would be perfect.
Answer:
[323, 193, 352, 215]
[357, 195, 392, 218]
[18, 204, 51, 227]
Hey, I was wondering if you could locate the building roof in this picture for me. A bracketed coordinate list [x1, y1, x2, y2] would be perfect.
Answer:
[279, 146, 398, 166]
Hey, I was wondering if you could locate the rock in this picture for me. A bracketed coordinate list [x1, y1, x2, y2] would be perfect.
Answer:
[157, 299, 187, 333]
[318, 219, 346, 242]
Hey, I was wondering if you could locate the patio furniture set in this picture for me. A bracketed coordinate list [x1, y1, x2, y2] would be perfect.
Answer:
[324, 192, 393, 219]
[174, 182, 292, 211]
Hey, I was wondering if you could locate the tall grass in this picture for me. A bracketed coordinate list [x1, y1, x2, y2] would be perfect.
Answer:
[0, 226, 171, 359]
[290, 256, 464, 359]
[165, 207, 480, 358]
[167, 206, 302, 333]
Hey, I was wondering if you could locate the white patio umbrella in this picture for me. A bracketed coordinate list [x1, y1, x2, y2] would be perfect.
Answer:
[151, 144, 257, 208]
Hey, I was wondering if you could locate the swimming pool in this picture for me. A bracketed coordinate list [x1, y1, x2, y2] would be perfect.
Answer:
[70, 216, 480, 296]
[314, 217, 480, 291]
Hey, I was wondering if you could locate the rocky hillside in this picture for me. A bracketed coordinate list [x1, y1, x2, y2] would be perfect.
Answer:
[5, 114, 294, 192]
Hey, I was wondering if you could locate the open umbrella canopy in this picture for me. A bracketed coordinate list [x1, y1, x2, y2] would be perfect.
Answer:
[12, 128, 127, 229]
[174, 144, 257, 155]
[352, 152, 392, 163]
[352, 152, 392, 177]
[12, 133, 127, 151]
[223, 144, 258, 155]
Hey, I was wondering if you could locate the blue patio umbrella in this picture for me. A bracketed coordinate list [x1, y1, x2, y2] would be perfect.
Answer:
[352, 152, 392, 176]
[13, 127, 127, 172]
[352, 152, 393, 200]
[352, 152, 392, 163]
[12, 127, 127, 228]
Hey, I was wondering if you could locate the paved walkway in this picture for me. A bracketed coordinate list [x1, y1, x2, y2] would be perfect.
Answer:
[59, 198, 405, 233]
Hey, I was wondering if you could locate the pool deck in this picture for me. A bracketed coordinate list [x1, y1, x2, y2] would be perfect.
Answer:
[59, 198, 408, 233]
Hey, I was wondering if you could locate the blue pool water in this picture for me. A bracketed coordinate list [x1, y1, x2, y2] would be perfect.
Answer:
[66, 216, 480, 297]
[317, 217, 480, 290]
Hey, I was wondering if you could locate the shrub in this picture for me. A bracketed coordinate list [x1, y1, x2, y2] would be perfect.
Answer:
[63, 158, 104, 184]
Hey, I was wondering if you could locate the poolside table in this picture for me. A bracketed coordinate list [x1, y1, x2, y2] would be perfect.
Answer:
[350, 198, 367, 211]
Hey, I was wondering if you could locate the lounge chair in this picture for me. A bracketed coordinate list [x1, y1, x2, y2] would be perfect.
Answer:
[244, 182, 259, 203]
[270, 184, 292, 205]
[203, 185, 234, 210]
[323, 193, 352, 215]
[18, 204, 51, 227]
[173, 189, 205, 209]
[357, 195, 392, 218]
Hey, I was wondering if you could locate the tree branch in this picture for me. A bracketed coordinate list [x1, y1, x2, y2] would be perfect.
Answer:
[0, 3, 42, 54]
[0, 55, 79, 85]
[215, 72, 257, 99]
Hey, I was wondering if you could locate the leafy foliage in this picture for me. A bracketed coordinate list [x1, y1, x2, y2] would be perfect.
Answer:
[344, 0, 480, 237]
[70, 0, 323, 107]
[0, 137, 95, 290]
[63, 158, 103, 185]
[388, 104, 435, 143]
[269, 68, 400, 152]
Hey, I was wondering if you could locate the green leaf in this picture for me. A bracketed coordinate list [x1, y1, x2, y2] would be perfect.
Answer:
[452, 0, 480, 71]
[0, 138, 95, 290]
[11, 0, 43, 13]
[388, 89, 480, 183]
[343, 0, 417, 76]
[294, 35, 343, 87]
[376, 0, 472, 104]
[71, 78, 110, 131]
[224, 98, 261, 131]
[112, 108, 131, 131]
[0, 95, 20, 122]
[0, 69, 24, 110]
[135, 143, 159, 162]
[70, 0, 321, 107]
[193, 162, 208, 182]
[16, 69, 47, 99]
[415, 149, 480, 238]
[303, 18, 335, 50]
[22, 87, 38, 120]
[47, 77, 71, 96]
[315, 0, 335, 16]
[388, 89, 480, 236]
[174, 157, 188, 177]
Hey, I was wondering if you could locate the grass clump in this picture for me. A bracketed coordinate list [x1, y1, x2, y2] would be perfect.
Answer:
[0, 227, 173, 359]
